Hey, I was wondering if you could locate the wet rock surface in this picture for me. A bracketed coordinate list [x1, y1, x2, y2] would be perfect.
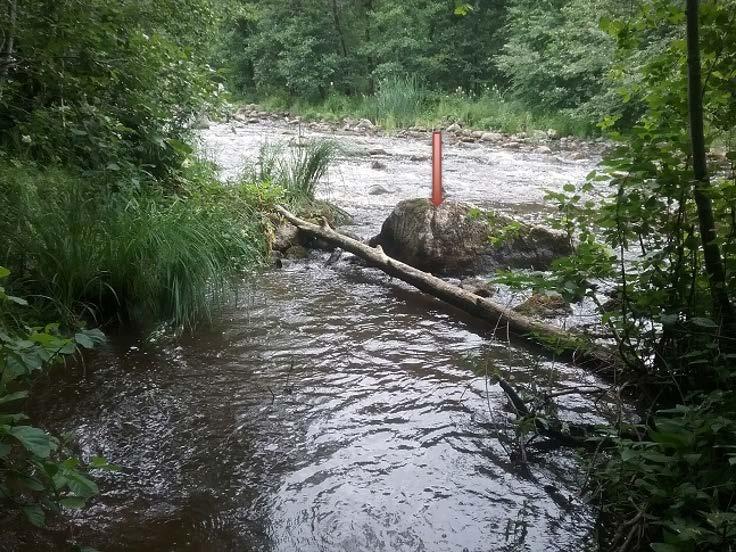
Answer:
[515, 291, 573, 317]
[369, 198, 573, 275]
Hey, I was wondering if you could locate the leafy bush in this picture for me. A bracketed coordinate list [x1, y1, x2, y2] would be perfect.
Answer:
[597, 391, 736, 551]
[0, 163, 270, 331]
[0, 0, 221, 178]
[0, 268, 113, 528]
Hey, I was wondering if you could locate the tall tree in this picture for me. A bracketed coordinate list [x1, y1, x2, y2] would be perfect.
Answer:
[686, 0, 735, 333]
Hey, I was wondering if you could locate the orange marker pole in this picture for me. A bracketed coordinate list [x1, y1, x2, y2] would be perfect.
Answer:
[431, 131, 443, 206]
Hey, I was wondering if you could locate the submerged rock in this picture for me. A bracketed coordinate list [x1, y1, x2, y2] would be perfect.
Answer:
[514, 292, 572, 317]
[368, 198, 572, 275]
[371, 160, 387, 171]
[368, 184, 391, 195]
[272, 222, 300, 252]
[460, 277, 497, 298]
[285, 245, 309, 259]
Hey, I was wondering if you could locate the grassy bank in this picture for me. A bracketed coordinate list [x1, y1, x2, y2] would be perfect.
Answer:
[0, 162, 271, 331]
[247, 78, 599, 138]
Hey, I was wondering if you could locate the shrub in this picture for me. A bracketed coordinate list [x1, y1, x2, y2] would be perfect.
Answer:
[0, 268, 113, 529]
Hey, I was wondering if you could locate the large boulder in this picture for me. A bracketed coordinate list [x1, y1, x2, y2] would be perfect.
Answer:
[368, 198, 572, 274]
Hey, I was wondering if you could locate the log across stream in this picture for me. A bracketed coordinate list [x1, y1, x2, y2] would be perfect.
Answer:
[276, 205, 618, 377]
[7, 120, 610, 551]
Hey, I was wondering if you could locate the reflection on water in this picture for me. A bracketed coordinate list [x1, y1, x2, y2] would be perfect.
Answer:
[11, 265, 602, 552]
[5, 122, 605, 551]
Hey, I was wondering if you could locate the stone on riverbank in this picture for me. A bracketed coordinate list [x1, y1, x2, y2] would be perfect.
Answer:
[368, 198, 572, 274]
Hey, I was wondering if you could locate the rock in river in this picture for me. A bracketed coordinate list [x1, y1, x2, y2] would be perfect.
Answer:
[514, 292, 572, 317]
[368, 198, 572, 274]
[368, 184, 392, 195]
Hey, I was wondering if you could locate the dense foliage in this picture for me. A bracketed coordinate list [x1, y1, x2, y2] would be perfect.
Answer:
[0, 0, 278, 534]
[221, 0, 645, 132]
[0, 0, 225, 177]
[510, 1, 736, 549]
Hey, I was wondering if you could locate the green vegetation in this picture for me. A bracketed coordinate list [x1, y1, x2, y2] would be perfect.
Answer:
[2, 0, 735, 549]
[0, 162, 271, 331]
[259, 79, 596, 136]
[493, 1, 736, 550]
[222, 0, 638, 136]
[0, 268, 114, 528]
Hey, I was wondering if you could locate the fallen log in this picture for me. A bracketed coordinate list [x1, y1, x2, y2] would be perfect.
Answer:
[275, 205, 620, 376]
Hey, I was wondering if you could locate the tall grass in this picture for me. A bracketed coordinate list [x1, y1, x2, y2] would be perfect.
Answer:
[243, 139, 338, 203]
[0, 162, 269, 330]
[361, 76, 427, 128]
[252, 82, 597, 137]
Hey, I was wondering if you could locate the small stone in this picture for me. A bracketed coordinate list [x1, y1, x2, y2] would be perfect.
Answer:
[535, 145, 553, 154]
[272, 223, 299, 252]
[446, 123, 462, 133]
[480, 132, 502, 142]
[368, 184, 391, 195]
[285, 245, 309, 259]
[192, 113, 210, 130]
[371, 160, 387, 170]
[547, 129, 560, 140]
[355, 118, 375, 131]
[472, 130, 484, 139]
[410, 154, 429, 162]
[460, 135, 476, 143]
[368, 147, 389, 156]
[530, 130, 547, 141]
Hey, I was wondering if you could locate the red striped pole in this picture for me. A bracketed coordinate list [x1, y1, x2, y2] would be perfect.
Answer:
[432, 131, 443, 206]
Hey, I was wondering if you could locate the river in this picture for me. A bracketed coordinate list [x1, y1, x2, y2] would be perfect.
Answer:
[7, 120, 606, 552]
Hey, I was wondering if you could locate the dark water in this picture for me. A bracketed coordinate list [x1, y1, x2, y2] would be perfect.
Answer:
[6, 122, 606, 551]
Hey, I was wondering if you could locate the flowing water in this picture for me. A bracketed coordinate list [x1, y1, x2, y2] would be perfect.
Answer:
[7, 121, 608, 552]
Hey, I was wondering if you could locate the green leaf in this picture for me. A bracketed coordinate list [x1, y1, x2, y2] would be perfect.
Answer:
[66, 473, 99, 498]
[9, 426, 54, 458]
[166, 138, 193, 155]
[74, 332, 95, 350]
[7, 295, 28, 306]
[691, 317, 718, 329]
[0, 391, 29, 405]
[22, 504, 46, 527]
[60, 496, 87, 509]
[0, 267, 9, 279]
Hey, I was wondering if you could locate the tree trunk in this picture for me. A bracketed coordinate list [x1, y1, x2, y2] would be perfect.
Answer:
[275, 206, 621, 375]
[0, 0, 17, 80]
[331, 0, 348, 58]
[685, 0, 736, 333]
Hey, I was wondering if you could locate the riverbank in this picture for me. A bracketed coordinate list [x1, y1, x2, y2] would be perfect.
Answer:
[237, 88, 600, 138]
[223, 102, 611, 157]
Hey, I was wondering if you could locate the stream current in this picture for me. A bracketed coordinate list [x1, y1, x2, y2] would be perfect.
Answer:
[7, 121, 606, 552]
